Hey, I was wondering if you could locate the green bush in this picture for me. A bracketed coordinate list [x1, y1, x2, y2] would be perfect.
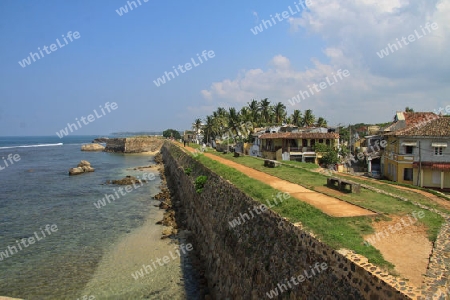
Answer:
[194, 175, 208, 193]
[184, 167, 193, 176]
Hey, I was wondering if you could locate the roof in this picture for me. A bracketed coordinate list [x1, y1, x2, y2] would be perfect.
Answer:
[413, 162, 450, 171]
[383, 112, 437, 132]
[389, 116, 450, 137]
[259, 132, 339, 139]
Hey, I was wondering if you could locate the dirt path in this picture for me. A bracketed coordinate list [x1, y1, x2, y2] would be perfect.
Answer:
[364, 216, 432, 286]
[336, 171, 450, 211]
[182, 145, 375, 217]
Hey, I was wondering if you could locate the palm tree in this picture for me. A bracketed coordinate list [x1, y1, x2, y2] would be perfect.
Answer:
[259, 98, 272, 125]
[247, 99, 260, 123]
[316, 117, 327, 127]
[227, 107, 241, 141]
[302, 109, 315, 127]
[203, 115, 217, 144]
[291, 110, 302, 127]
[272, 102, 287, 125]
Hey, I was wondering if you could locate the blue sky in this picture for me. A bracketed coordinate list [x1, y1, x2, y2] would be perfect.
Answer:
[0, 0, 448, 136]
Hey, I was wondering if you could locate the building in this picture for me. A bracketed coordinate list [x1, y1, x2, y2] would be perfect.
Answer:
[259, 131, 339, 163]
[381, 112, 450, 190]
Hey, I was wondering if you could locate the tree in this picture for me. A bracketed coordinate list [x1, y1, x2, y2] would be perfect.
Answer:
[273, 102, 287, 125]
[316, 117, 327, 127]
[291, 110, 302, 127]
[259, 98, 272, 125]
[227, 107, 241, 141]
[203, 116, 218, 144]
[163, 129, 181, 139]
[320, 146, 339, 165]
[302, 109, 315, 127]
[405, 107, 414, 112]
[192, 118, 202, 133]
[247, 99, 260, 124]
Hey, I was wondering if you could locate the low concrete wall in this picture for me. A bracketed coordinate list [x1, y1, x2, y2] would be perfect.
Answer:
[161, 142, 413, 300]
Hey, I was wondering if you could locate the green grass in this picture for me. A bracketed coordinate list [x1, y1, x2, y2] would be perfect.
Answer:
[192, 153, 394, 270]
[204, 151, 445, 243]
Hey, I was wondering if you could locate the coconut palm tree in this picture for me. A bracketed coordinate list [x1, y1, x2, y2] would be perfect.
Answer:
[203, 115, 217, 144]
[247, 99, 260, 124]
[291, 110, 302, 127]
[227, 107, 241, 141]
[273, 102, 287, 125]
[302, 109, 315, 127]
[316, 117, 327, 127]
[259, 98, 272, 125]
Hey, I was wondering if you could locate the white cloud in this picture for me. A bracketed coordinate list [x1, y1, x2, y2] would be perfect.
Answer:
[198, 0, 450, 124]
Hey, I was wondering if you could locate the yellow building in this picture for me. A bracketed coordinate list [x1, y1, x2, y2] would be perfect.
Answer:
[382, 112, 450, 190]
[259, 132, 339, 164]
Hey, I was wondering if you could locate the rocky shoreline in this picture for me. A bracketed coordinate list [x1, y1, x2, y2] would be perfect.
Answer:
[151, 152, 210, 298]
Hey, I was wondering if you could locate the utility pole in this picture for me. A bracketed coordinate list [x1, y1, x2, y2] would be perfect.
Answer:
[349, 125, 352, 153]
[417, 141, 422, 186]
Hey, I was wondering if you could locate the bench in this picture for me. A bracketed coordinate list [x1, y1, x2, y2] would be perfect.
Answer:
[327, 177, 360, 193]
[264, 159, 280, 168]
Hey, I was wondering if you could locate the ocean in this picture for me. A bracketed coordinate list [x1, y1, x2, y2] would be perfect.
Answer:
[0, 136, 199, 300]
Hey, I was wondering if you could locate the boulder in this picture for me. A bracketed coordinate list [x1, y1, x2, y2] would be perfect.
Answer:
[69, 161, 95, 175]
[81, 143, 105, 151]
[69, 167, 85, 175]
[78, 160, 91, 167]
[106, 175, 145, 185]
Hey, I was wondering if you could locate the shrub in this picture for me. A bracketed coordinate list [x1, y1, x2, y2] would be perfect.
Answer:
[194, 175, 208, 193]
[184, 167, 192, 176]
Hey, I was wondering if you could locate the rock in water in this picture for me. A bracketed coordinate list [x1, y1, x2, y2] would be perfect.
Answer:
[81, 143, 105, 151]
[69, 161, 95, 175]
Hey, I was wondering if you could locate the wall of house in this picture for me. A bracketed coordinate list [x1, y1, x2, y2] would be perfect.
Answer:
[396, 163, 414, 184]
[162, 142, 417, 299]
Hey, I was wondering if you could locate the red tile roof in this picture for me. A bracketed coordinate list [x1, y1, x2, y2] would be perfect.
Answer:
[384, 112, 450, 136]
[413, 162, 450, 171]
[259, 132, 339, 139]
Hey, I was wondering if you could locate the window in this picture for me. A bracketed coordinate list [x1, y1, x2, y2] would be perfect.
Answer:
[326, 139, 330, 146]
[405, 146, 413, 154]
[302, 139, 308, 147]
[403, 168, 413, 181]
[318, 139, 323, 143]
[434, 147, 443, 156]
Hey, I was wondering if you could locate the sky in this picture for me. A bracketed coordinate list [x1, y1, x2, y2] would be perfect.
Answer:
[0, 0, 449, 136]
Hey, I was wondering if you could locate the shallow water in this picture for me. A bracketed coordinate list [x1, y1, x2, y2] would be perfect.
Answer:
[0, 136, 199, 299]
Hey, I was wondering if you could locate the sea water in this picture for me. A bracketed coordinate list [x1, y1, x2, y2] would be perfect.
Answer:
[0, 136, 199, 299]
